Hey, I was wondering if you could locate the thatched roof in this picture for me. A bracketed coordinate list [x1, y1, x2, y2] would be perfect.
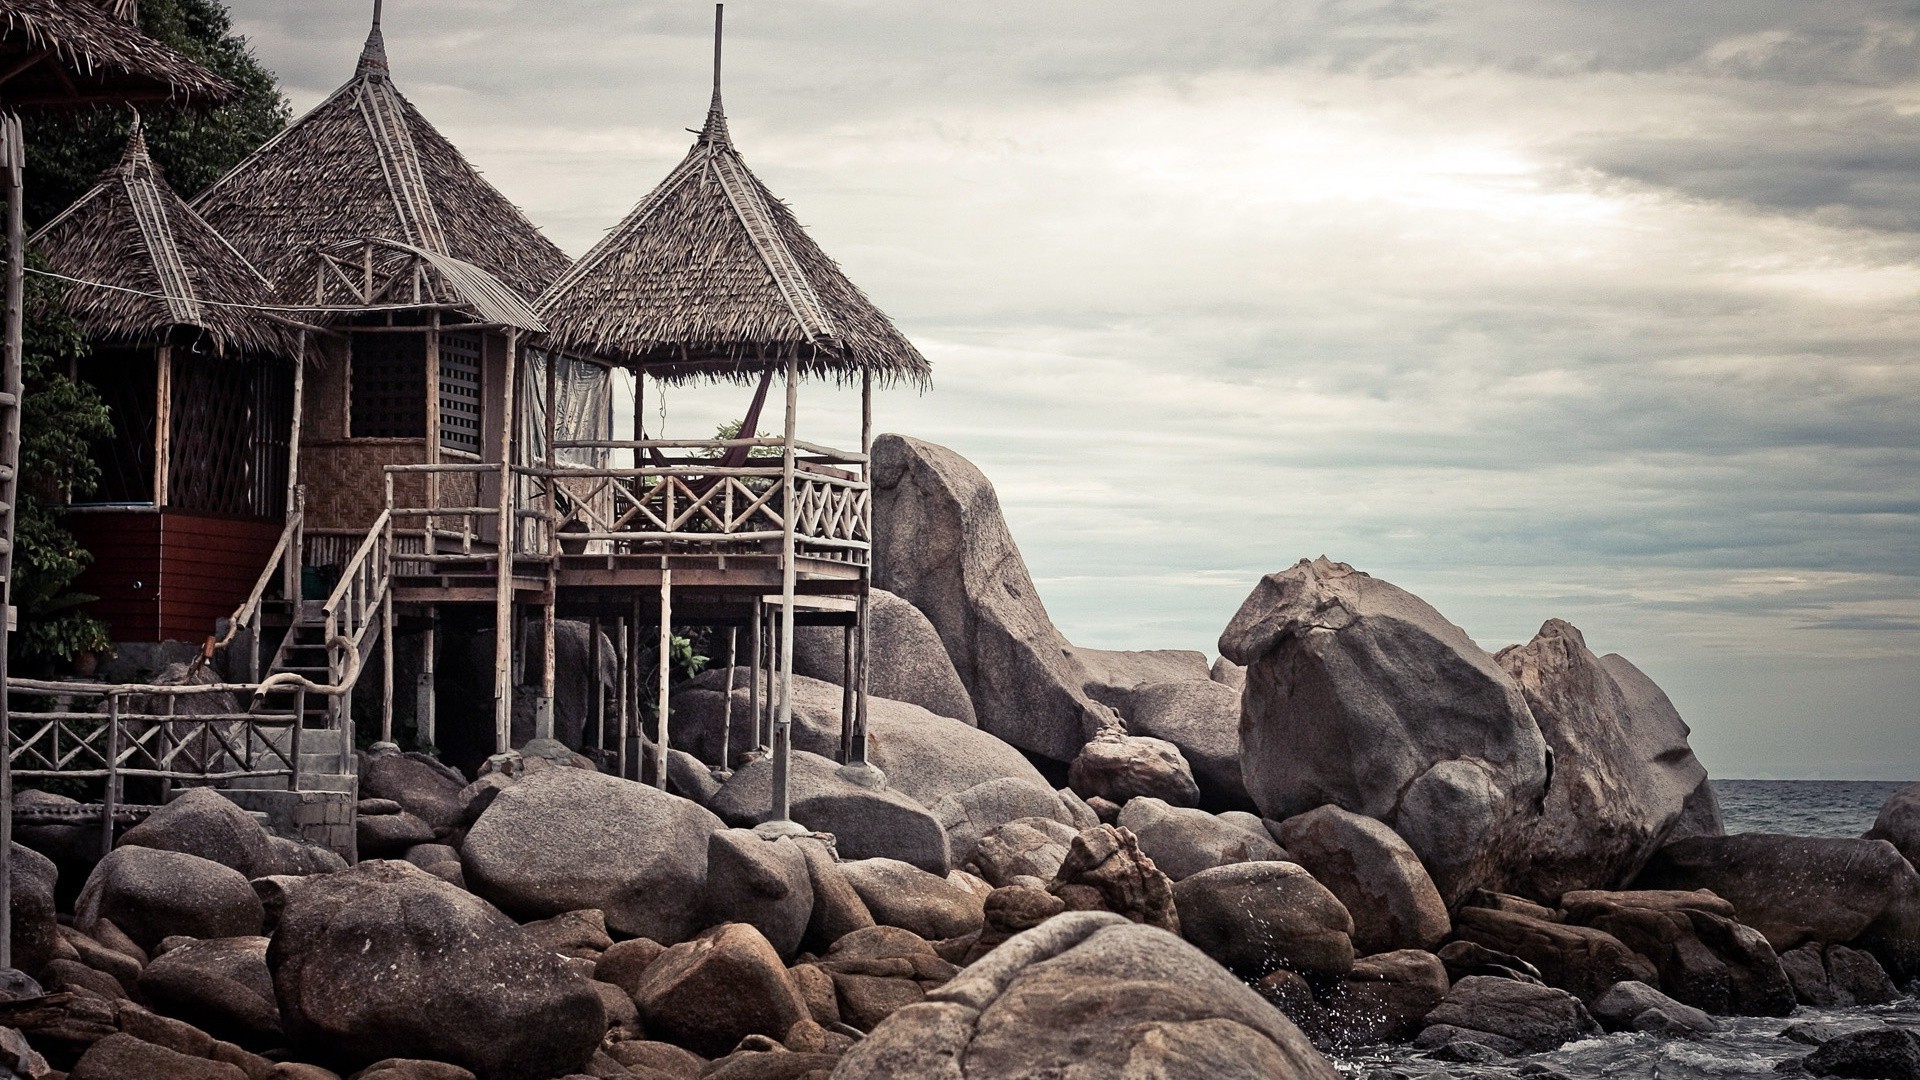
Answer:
[189, 12, 568, 305]
[0, 0, 235, 108]
[534, 65, 929, 386]
[31, 122, 302, 358]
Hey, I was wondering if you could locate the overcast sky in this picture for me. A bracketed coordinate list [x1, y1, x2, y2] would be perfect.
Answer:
[227, 1, 1919, 780]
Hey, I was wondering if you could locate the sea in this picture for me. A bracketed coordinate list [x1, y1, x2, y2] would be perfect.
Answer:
[1335, 778, 1920, 1080]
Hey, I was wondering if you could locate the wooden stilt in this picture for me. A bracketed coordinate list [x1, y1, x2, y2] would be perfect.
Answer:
[0, 114, 21, 969]
[614, 617, 628, 767]
[853, 369, 876, 772]
[762, 351, 803, 835]
[538, 350, 558, 740]
[627, 595, 642, 778]
[655, 565, 671, 790]
[718, 627, 736, 774]
[589, 616, 604, 752]
[492, 330, 520, 754]
[748, 598, 764, 755]
[840, 623, 855, 763]
[418, 609, 437, 748]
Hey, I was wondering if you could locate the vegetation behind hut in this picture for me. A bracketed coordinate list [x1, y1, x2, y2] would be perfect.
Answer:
[22, 0, 287, 226]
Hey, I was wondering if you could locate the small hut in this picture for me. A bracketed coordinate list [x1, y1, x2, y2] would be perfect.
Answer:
[190, 4, 576, 538]
[32, 123, 303, 643]
[528, 5, 927, 815]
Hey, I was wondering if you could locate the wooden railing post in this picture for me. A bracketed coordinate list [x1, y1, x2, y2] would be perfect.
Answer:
[101, 693, 119, 857]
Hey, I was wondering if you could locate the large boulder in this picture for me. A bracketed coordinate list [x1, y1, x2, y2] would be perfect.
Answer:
[1047, 825, 1179, 932]
[1171, 861, 1354, 983]
[359, 748, 469, 832]
[1218, 558, 1549, 905]
[137, 935, 280, 1048]
[1635, 834, 1920, 981]
[1067, 646, 1212, 719]
[268, 860, 603, 1080]
[1273, 805, 1448, 955]
[703, 830, 812, 959]
[793, 588, 978, 725]
[1414, 975, 1601, 1056]
[1780, 943, 1901, 1008]
[1560, 888, 1795, 1016]
[7, 842, 58, 978]
[832, 912, 1341, 1079]
[1449, 906, 1658, 1002]
[840, 858, 986, 941]
[1067, 732, 1200, 807]
[672, 672, 1049, 807]
[1117, 797, 1288, 882]
[1311, 949, 1450, 1046]
[709, 750, 951, 875]
[118, 788, 273, 878]
[629, 922, 808, 1058]
[930, 777, 1075, 867]
[1493, 620, 1717, 896]
[509, 619, 616, 752]
[1868, 782, 1920, 871]
[870, 434, 1121, 764]
[461, 767, 723, 943]
[972, 817, 1077, 887]
[1126, 679, 1255, 812]
[1589, 979, 1722, 1037]
[1596, 653, 1723, 840]
[76, 847, 263, 952]
[69, 1032, 246, 1080]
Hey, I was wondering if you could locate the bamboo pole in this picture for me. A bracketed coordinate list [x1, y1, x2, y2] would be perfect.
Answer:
[538, 350, 558, 741]
[614, 616, 628, 769]
[655, 564, 671, 790]
[760, 351, 803, 836]
[717, 627, 736, 776]
[153, 344, 172, 506]
[284, 334, 306, 601]
[748, 597, 763, 756]
[418, 608, 436, 748]
[589, 616, 603, 752]
[853, 370, 874, 770]
[492, 330, 518, 754]
[0, 114, 21, 968]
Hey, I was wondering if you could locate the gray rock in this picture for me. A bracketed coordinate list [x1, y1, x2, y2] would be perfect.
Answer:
[1635, 833, 1920, 982]
[518, 908, 612, 958]
[1418, 975, 1601, 1055]
[268, 859, 602, 1080]
[796, 837, 877, 951]
[77, 846, 263, 952]
[1867, 782, 1920, 871]
[359, 748, 469, 832]
[1450, 905, 1658, 1002]
[1598, 653, 1724, 841]
[1781, 942, 1901, 1008]
[461, 767, 724, 943]
[508, 619, 617, 752]
[1436, 940, 1544, 984]
[118, 788, 272, 878]
[1589, 980, 1721, 1036]
[1218, 558, 1549, 905]
[1210, 656, 1246, 690]
[260, 834, 348, 877]
[1274, 804, 1450, 954]
[1560, 888, 1794, 1016]
[1067, 732, 1200, 807]
[1067, 646, 1212, 719]
[1310, 949, 1451, 1046]
[666, 748, 721, 805]
[870, 434, 1122, 764]
[1171, 861, 1355, 982]
[1494, 621, 1718, 895]
[1056, 787, 1100, 829]
[1801, 1028, 1920, 1080]
[703, 829, 811, 960]
[1117, 797, 1288, 881]
[709, 750, 951, 875]
[6, 843, 57, 978]
[138, 935, 281, 1048]
[69, 1032, 246, 1080]
[1126, 678, 1255, 812]
[794, 588, 979, 725]
[832, 911, 1341, 1079]
[840, 858, 986, 941]
[358, 810, 435, 858]
[629, 922, 808, 1058]
[673, 671, 1049, 806]
[971, 817, 1078, 888]
[1048, 825, 1181, 932]
[930, 777, 1074, 868]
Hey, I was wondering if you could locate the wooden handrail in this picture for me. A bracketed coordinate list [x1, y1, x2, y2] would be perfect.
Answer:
[213, 502, 303, 652]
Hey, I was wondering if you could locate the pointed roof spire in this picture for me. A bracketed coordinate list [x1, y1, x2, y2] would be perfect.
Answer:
[356, 0, 389, 79]
[700, 4, 729, 146]
[120, 108, 150, 172]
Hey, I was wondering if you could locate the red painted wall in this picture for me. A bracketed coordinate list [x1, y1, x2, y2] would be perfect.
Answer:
[71, 509, 282, 644]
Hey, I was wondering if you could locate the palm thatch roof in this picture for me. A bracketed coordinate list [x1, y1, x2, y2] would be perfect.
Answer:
[189, 12, 567, 305]
[31, 122, 302, 357]
[534, 68, 929, 387]
[0, 0, 235, 108]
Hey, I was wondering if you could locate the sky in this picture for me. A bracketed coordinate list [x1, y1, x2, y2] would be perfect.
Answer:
[224, 1, 1920, 780]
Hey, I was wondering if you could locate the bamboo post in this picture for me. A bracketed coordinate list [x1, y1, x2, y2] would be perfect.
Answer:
[154, 345, 172, 506]
[0, 113, 23, 969]
[748, 597, 763, 757]
[492, 330, 519, 753]
[284, 335, 306, 601]
[381, 473, 395, 744]
[840, 624, 855, 763]
[589, 616, 603, 752]
[417, 608, 436, 748]
[759, 352, 804, 837]
[627, 595, 642, 779]
[853, 370, 874, 770]
[538, 350, 558, 741]
[101, 695, 119, 857]
[613, 616, 628, 766]
[655, 564, 671, 790]
[717, 627, 736, 775]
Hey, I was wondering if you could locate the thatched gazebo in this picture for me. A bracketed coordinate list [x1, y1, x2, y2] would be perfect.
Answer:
[533, 5, 928, 824]
[32, 122, 303, 643]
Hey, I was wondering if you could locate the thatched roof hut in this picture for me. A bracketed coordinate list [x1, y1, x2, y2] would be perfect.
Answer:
[534, 39, 929, 387]
[30, 122, 302, 357]
[189, 9, 567, 303]
[0, 0, 235, 107]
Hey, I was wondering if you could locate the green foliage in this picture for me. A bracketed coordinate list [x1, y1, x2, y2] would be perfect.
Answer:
[708, 419, 782, 460]
[12, 271, 113, 672]
[23, 0, 290, 225]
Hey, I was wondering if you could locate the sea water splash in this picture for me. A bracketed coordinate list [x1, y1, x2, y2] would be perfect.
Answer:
[1327, 778, 1919, 1079]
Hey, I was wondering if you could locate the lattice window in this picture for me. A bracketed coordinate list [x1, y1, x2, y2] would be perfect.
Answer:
[350, 332, 427, 439]
[438, 331, 483, 455]
[74, 348, 157, 504]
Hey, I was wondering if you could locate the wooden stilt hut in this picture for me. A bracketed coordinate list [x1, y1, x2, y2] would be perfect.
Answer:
[33, 122, 305, 644]
[513, 5, 929, 825]
[0, 0, 235, 972]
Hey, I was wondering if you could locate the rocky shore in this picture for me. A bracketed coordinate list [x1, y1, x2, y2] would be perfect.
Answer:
[0, 434, 1914, 1080]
